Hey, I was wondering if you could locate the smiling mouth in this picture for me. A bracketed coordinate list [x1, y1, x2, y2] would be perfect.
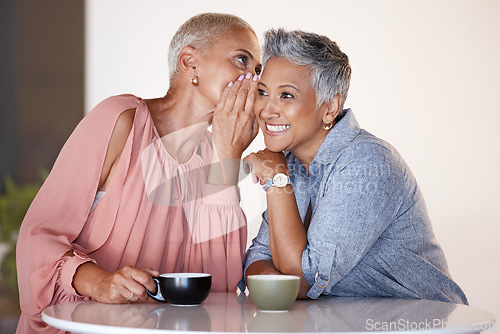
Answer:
[266, 123, 290, 133]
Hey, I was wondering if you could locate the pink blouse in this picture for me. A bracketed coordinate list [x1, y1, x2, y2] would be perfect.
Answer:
[16, 95, 247, 333]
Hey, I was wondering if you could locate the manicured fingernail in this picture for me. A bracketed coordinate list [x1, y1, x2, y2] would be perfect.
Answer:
[238, 75, 244, 81]
[228, 81, 233, 87]
[253, 74, 259, 81]
[246, 72, 252, 79]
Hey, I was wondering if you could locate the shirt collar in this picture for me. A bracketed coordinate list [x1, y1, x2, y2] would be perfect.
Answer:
[286, 109, 361, 172]
[310, 108, 360, 165]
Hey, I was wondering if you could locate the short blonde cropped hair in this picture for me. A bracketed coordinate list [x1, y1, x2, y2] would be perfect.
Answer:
[168, 13, 254, 81]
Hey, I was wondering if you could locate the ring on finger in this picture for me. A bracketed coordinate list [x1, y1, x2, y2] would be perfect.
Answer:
[126, 292, 134, 301]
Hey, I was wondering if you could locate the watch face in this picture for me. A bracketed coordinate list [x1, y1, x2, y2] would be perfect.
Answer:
[273, 173, 289, 187]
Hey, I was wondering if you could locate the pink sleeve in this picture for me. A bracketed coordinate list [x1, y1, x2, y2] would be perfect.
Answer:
[16, 95, 140, 320]
[202, 184, 241, 205]
[58, 253, 97, 297]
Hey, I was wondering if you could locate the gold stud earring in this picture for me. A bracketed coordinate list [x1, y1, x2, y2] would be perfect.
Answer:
[191, 75, 198, 86]
[323, 122, 333, 130]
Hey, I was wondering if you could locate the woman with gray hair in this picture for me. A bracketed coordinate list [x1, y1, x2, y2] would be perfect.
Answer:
[16, 12, 261, 333]
[243, 28, 467, 304]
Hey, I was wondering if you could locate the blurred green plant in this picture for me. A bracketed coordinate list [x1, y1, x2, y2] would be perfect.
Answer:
[0, 169, 48, 294]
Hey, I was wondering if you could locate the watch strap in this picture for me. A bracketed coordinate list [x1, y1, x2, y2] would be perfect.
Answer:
[262, 178, 273, 191]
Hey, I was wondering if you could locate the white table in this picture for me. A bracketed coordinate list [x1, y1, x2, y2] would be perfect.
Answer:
[42, 292, 496, 334]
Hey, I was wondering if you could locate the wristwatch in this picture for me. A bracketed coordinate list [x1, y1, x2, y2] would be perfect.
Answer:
[262, 173, 291, 191]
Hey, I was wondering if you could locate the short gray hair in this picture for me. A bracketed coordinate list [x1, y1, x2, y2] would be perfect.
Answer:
[168, 13, 255, 81]
[262, 29, 351, 119]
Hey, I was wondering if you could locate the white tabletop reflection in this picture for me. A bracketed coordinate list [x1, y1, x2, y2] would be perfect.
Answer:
[42, 292, 496, 334]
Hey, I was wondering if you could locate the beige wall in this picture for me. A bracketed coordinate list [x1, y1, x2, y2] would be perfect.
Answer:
[86, 0, 500, 325]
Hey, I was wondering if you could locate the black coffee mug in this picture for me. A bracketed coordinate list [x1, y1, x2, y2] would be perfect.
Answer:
[147, 273, 211, 305]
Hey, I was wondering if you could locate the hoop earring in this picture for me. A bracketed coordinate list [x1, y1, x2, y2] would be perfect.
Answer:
[191, 76, 198, 86]
[323, 122, 333, 130]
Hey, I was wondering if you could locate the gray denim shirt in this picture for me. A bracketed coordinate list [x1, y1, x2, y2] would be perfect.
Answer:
[241, 109, 468, 304]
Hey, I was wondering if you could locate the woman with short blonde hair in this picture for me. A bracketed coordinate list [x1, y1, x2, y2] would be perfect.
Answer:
[17, 12, 261, 333]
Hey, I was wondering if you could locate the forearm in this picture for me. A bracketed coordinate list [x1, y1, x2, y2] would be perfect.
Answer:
[63, 250, 106, 298]
[266, 186, 307, 275]
[207, 156, 241, 186]
[246, 260, 280, 277]
[66, 250, 158, 303]
[72, 261, 108, 298]
[207, 139, 242, 186]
